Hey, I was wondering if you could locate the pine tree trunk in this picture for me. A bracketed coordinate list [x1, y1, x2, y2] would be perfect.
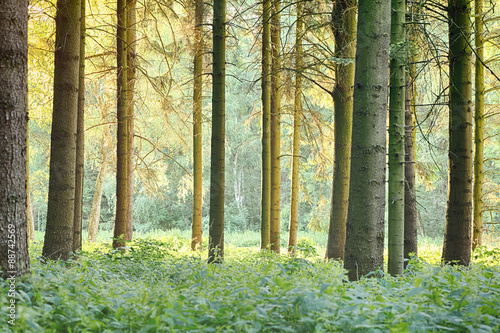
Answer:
[288, 1, 303, 256]
[73, 0, 86, 252]
[43, 0, 81, 260]
[192, 0, 204, 251]
[388, 0, 406, 275]
[344, 0, 391, 281]
[208, 0, 226, 263]
[270, 0, 281, 253]
[442, 0, 473, 266]
[261, 0, 272, 250]
[0, 0, 30, 278]
[472, 0, 485, 252]
[87, 143, 109, 243]
[326, 0, 356, 261]
[113, 0, 129, 249]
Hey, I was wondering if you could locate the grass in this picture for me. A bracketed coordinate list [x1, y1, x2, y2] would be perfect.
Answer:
[1, 232, 500, 332]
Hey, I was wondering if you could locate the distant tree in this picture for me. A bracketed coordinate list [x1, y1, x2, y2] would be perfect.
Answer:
[43, 0, 81, 260]
[261, 0, 272, 250]
[344, 0, 391, 281]
[442, 0, 473, 266]
[326, 0, 356, 261]
[192, 0, 204, 251]
[208, 0, 226, 263]
[288, 0, 303, 256]
[0, 0, 31, 278]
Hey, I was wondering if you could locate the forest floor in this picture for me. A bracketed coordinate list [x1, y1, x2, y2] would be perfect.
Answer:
[1, 231, 500, 332]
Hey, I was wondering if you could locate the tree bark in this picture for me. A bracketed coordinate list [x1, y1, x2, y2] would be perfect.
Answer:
[344, 0, 391, 281]
[0, 0, 30, 278]
[208, 0, 226, 263]
[288, 0, 303, 256]
[270, 0, 281, 253]
[326, 0, 356, 261]
[43, 0, 81, 260]
[472, 0, 485, 252]
[27, 121, 35, 242]
[113, 0, 129, 249]
[192, 0, 204, 251]
[261, 0, 272, 250]
[388, 0, 406, 275]
[442, 0, 473, 266]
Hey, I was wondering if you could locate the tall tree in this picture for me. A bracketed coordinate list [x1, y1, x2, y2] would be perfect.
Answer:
[73, 0, 86, 253]
[270, 0, 282, 253]
[261, 0, 272, 250]
[27, 122, 35, 242]
[192, 0, 204, 251]
[208, 0, 226, 263]
[113, 0, 129, 249]
[0, 0, 30, 278]
[326, 0, 356, 261]
[472, 0, 485, 251]
[288, 0, 303, 256]
[442, 0, 473, 266]
[344, 0, 391, 281]
[388, 0, 406, 275]
[43, 0, 81, 260]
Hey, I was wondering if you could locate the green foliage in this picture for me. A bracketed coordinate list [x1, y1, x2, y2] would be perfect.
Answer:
[2, 236, 500, 332]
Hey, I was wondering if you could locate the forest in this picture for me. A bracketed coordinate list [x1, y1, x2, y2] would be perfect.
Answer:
[1, 0, 500, 331]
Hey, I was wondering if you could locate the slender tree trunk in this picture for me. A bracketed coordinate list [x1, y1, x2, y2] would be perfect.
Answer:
[388, 0, 406, 276]
[0, 0, 30, 278]
[126, 0, 136, 242]
[113, 0, 129, 249]
[326, 0, 356, 261]
[87, 141, 109, 243]
[442, 0, 473, 266]
[27, 121, 35, 242]
[270, 0, 281, 253]
[73, 0, 86, 252]
[344, 0, 391, 281]
[472, 0, 485, 251]
[404, 17, 418, 264]
[208, 0, 226, 263]
[261, 0, 272, 250]
[288, 1, 303, 256]
[192, 0, 204, 251]
[43, 0, 81, 260]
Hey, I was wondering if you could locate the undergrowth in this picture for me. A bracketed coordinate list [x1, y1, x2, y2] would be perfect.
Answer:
[1, 235, 499, 332]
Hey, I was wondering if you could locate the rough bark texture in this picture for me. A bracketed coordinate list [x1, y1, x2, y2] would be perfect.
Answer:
[113, 0, 129, 249]
[270, 0, 281, 253]
[192, 0, 204, 251]
[288, 1, 303, 256]
[0, 0, 30, 278]
[260, 0, 271, 250]
[388, 0, 406, 275]
[43, 0, 81, 260]
[73, 0, 85, 253]
[472, 0, 484, 252]
[326, 0, 356, 261]
[442, 0, 473, 266]
[208, 0, 226, 263]
[344, 0, 391, 281]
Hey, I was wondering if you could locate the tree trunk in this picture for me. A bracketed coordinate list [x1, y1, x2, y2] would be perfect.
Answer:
[270, 0, 281, 253]
[288, 1, 303, 256]
[43, 0, 81, 260]
[126, 0, 137, 242]
[87, 140, 109, 243]
[442, 0, 473, 266]
[472, 0, 485, 252]
[0, 0, 30, 278]
[326, 0, 356, 261]
[208, 0, 226, 263]
[260, 0, 271, 250]
[388, 0, 406, 276]
[344, 0, 391, 281]
[73, 0, 86, 253]
[27, 121, 35, 242]
[192, 0, 204, 251]
[113, 0, 129, 249]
